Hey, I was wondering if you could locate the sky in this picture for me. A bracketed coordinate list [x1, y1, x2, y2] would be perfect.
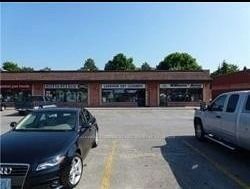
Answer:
[1, 2, 250, 72]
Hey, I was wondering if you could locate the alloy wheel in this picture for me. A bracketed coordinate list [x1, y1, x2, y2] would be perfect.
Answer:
[69, 156, 83, 185]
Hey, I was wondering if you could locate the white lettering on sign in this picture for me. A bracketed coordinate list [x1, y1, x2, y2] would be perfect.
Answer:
[160, 83, 203, 88]
[0, 84, 31, 89]
[44, 84, 80, 89]
[102, 84, 145, 89]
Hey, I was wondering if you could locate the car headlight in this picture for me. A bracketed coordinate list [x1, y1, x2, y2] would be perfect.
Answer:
[36, 155, 65, 171]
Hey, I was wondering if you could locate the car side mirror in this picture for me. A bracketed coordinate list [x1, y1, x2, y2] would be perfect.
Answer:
[10, 122, 17, 128]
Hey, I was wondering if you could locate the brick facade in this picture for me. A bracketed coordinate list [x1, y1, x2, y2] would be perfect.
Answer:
[211, 69, 250, 99]
[32, 83, 44, 96]
[1, 71, 211, 107]
[89, 82, 101, 107]
[147, 81, 159, 107]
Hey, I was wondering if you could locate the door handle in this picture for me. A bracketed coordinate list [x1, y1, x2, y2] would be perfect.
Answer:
[216, 115, 221, 119]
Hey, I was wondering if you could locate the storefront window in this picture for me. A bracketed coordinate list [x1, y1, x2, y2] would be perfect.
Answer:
[1, 88, 32, 102]
[44, 84, 88, 104]
[101, 84, 145, 106]
[102, 89, 140, 103]
[159, 83, 203, 106]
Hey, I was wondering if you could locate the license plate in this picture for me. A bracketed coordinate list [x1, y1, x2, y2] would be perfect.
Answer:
[0, 178, 11, 189]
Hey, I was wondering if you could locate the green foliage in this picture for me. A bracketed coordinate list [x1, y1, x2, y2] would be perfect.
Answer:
[156, 52, 202, 71]
[80, 58, 98, 71]
[40, 67, 51, 71]
[141, 62, 151, 70]
[211, 60, 239, 78]
[104, 53, 136, 71]
[2, 61, 21, 72]
[21, 66, 34, 72]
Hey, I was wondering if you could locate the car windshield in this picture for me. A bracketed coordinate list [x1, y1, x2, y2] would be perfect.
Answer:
[14, 110, 77, 131]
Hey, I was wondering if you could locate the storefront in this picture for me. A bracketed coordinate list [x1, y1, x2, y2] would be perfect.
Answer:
[44, 84, 88, 107]
[1, 70, 211, 107]
[0, 83, 32, 106]
[101, 83, 146, 107]
[159, 83, 203, 107]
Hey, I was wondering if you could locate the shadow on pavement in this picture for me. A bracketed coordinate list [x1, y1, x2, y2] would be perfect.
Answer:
[153, 135, 250, 189]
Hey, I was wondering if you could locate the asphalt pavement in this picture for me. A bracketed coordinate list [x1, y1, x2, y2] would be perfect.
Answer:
[1, 108, 250, 189]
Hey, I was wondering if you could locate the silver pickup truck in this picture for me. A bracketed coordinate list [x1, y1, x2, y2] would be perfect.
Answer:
[194, 90, 250, 151]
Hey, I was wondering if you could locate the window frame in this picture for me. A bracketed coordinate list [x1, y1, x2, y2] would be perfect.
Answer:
[243, 94, 250, 113]
[225, 94, 239, 113]
[79, 111, 87, 126]
[210, 94, 227, 112]
[83, 109, 92, 123]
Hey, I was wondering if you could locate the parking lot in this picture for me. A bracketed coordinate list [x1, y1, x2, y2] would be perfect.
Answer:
[1, 108, 250, 189]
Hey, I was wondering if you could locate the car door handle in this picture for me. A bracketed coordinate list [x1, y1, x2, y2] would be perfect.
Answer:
[216, 115, 221, 119]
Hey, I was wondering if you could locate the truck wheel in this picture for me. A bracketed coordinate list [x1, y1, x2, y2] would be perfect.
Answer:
[195, 121, 205, 141]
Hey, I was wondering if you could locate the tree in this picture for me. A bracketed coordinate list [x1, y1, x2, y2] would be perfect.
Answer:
[156, 52, 202, 70]
[2, 61, 21, 72]
[80, 58, 98, 71]
[141, 62, 151, 70]
[21, 66, 34, 72]
[40, 67, 51, 71]
[104, 53, 136, 71]
[211, 60, 239, 78]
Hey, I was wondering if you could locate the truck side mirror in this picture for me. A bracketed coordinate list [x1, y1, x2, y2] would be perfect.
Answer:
[200, 102, 207, 111]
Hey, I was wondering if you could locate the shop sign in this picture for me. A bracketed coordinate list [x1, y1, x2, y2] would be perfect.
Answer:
[44, 84, 83, 89]
[0, 84, 31, 89]
[102, 84, 145, 89]
[160, 83, 203, 88]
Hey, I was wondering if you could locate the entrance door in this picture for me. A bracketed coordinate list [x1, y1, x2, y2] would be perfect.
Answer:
[137, 89, 145, 107]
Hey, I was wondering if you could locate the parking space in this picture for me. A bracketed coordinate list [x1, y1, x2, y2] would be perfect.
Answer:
[1, 108, 250, 189]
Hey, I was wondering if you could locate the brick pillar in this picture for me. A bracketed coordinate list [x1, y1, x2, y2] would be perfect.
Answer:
[203, 82, 211, 103]
[89, 82, 100, 107]
[32, 83, 44, 96]
[147, 81, 158, 107]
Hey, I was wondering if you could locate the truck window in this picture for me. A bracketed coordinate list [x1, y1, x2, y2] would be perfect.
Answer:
[226, 94, 239, 113]
[210, 95, 227, 112]
[245, 95, 250, 112]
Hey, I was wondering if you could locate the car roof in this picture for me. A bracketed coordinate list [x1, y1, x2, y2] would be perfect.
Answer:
[220, 90, 250, 96]
[32, 107, 82, 112]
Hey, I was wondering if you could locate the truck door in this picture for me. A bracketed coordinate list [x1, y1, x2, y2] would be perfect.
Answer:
[204, 94, 227, 136]
[238, 95, 250, 150]
[220, 94, 239, 143]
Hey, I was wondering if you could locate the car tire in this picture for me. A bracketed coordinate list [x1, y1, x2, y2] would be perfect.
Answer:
[92, 129, 99, 148]
[65, 154, 83, 189]
[195, 120, 205, 141]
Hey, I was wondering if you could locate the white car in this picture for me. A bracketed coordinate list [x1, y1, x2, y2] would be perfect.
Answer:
[194, 90, 250, 151]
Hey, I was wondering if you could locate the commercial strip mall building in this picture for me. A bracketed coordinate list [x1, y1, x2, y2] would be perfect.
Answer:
[0, 70, 212, 107]
[211, 69, 250, 99]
